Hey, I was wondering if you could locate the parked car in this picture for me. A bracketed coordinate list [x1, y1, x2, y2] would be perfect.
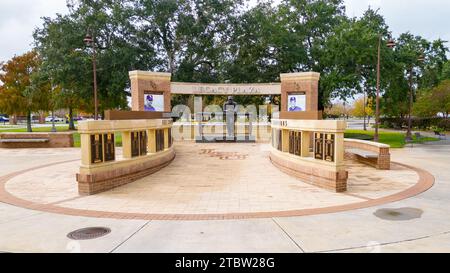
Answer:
[0, 116, 9, 123]
[45, 116, 65, 123]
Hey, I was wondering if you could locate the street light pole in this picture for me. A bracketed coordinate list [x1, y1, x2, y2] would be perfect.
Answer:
[374, 36, 396, 142]
[363, 90, 367, 131]
[405, 54, 424, 141]
[406, 68, 414, 141]
[92, 41, 98, 121]
[84, 31, 98, 121]
[374, 35, 382, 142]
[51, 110, 56, 133]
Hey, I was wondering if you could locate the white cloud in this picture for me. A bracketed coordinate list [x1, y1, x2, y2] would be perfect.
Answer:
[0, 0, 68, 62]
[0, 0, 448, 63]
[344, 0, 450, 43]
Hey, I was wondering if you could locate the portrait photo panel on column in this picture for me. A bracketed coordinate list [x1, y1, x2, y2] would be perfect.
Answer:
[144, 93, 165, 112]
[287, 92, 306, 112]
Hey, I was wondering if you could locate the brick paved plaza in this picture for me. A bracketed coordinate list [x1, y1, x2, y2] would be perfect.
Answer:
[0, 140, 448, 252]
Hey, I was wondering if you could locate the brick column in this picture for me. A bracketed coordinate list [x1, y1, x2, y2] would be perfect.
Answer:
[334, 132, 345, 166]
[301, 131, 311, 157]
[282, 129, 290, 153]
[280, 72, 321, 120]
[378, 147, 391, 170]
[80, 134, 92, 166]
[164, 128, 169, 150]
[147, 129, 156, 153]
[129, 71, 172, 112]
[121, 131, 132, 159]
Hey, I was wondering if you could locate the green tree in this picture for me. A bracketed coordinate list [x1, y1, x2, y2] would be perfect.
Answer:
[34, 0, 159, 119]
[419, 39, 449, 88]
[134, 0, 244, 108]
[322, 8, 394, 104]
[414, 80, 450, 119]
[382, 33, 429, 118]
[34, 14, 92, 128]
[30, 0, 449, 115]
[279, 0, 346, 109]
[441, 61, 450, 80]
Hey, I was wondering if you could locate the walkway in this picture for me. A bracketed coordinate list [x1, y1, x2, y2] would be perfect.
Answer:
[0, 140, 449, 252]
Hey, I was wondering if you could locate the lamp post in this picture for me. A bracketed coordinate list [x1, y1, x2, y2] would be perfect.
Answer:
[83, 31, 98, 120]
[50, 83, 57, 133]
[51, 110, 56, 133]
[374, 35, 396, 142]
[405, 54, 425, 141]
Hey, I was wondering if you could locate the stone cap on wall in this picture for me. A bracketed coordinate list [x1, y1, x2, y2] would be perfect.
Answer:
[344, 138, 391, 148]
[77, 119, 173, 134]
[129, 71, 172, 80]
[171, 82, 281, 95]
[271, 119, 347, 133]
[280, 72, 321, 81]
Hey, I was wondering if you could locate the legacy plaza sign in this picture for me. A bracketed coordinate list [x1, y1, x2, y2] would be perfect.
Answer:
[171, 82, 282, 95]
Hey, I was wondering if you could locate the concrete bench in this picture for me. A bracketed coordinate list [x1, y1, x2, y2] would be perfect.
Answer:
[0, 138, 49, 143]
[346, 148, 378, 159]
[345, 139, 391, 170]
[0, 132, 73, 148]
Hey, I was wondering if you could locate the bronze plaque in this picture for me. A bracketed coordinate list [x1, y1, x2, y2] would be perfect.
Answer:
[103, 133, 115, 162]
[90, 134, 103, 164]
[294, 131, 301, 156]
[278, 130, 283, 151]
[168, 128, 173, 148]
[156, 129, 165, 152]
[289, 131, 302, 156]
[314, 133, 324, 160]
[131, 131, 140, 157]
[139, 131, 148, 156]
[289, 131, 295, 154]
[272, 129, 282, 151]
[324, 134, 335, 162]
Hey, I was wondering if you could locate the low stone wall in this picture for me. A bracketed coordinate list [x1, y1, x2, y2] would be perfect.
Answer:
[270, 149, 348, 192]
[77, 148, 176, 195]
[344, 138, 390, 170]
[0, 132, 74, 148]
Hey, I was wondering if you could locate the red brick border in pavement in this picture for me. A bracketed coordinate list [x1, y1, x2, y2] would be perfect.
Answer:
[0, 159, 435, 221]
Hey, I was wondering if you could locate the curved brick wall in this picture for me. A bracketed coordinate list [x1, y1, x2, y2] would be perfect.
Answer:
[269, 149, 348, 193]
[77, 148, 176, 195]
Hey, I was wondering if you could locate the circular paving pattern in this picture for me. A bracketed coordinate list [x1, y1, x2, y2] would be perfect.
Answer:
[0, 143, 435, 220]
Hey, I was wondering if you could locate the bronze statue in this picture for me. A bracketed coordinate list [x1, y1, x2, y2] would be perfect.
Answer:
[223, 96, 237, 112]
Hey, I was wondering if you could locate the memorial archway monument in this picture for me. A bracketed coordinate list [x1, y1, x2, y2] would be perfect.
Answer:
[77, 71, 357, 195]
[129, 70, 322, 120]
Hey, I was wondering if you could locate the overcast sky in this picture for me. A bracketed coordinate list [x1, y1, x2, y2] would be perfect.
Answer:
[0, 0, 449, 62]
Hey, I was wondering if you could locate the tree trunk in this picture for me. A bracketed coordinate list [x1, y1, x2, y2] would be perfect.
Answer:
[39, 112, 46, 124]
[363, 115, 367, 131]
[363, 91, 367, 131]
[26, 111, 32, 132]
[9, 115, 17, 125]
[68, 107, 75, 130]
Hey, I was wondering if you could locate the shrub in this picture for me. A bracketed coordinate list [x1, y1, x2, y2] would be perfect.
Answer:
[380, 117, 450, 131]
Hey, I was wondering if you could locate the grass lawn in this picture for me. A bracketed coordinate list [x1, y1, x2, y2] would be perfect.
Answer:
[0, 125, 123, 148]
[0, 125, 72, 133]
[345, 129, 439, 148]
